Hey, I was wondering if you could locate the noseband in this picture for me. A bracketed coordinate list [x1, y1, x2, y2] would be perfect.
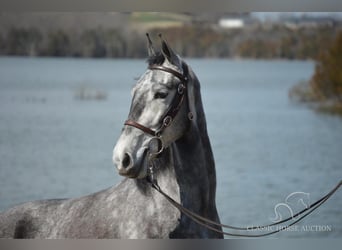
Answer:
[124, 63, 192, 139]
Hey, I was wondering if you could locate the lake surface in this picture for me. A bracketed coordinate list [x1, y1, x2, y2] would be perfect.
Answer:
[0, 57, 341, 238]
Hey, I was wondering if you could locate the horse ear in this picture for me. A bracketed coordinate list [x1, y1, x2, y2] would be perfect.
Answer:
[146, 33, 156, 57]
[159, 34, 182, 69]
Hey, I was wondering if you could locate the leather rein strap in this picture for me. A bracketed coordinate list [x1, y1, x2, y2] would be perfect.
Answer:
[124, 64, 189, 137]
[148, 178, 341, 237]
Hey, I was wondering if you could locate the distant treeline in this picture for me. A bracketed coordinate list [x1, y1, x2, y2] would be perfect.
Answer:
[0, 25, 340, 59]
[0, 28, 146, 58]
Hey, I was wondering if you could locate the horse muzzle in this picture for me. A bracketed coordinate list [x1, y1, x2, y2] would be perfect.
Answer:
[114, 147, 149, 179]
[113, 133, 165, 179]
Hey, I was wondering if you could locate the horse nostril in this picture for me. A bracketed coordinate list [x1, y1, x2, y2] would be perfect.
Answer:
[122, 153, 131, 168]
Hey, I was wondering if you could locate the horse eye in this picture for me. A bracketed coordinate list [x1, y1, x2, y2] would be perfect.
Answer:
[154, 92, 168, 99]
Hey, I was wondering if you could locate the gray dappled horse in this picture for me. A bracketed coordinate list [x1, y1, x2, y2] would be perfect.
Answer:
[0, 36, 223, 239]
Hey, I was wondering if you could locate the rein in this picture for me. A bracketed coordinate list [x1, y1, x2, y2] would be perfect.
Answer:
[147, 175, 341, 237]
[124, 62, 342, 237]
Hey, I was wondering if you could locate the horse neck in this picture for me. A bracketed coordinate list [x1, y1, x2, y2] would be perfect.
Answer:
[171, 76, 218, 214]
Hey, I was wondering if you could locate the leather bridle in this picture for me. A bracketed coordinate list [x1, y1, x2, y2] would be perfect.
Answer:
[124, 63, 192, 139]
[124, 63, 193, 181]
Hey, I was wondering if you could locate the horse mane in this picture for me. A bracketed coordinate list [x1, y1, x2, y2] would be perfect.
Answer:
[191, 68, 218, 209]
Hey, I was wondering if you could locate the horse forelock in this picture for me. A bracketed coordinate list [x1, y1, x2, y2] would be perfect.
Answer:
[147, 52, 165, 66]
[147, 52, 184, 74]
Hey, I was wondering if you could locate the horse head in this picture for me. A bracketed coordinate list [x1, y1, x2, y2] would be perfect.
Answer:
[113, 34, 196, 179]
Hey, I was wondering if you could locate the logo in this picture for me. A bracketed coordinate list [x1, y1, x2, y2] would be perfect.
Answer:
[247, 191, 333, 234]
[270, 192, 310, 223]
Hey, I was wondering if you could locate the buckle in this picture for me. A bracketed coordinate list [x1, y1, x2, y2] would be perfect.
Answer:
[177, 84, 185, 94]
[188, 112, 194, 121]
[163, 116, 172, 127]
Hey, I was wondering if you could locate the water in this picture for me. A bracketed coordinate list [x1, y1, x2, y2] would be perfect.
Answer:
[0, 57, 341, 238]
